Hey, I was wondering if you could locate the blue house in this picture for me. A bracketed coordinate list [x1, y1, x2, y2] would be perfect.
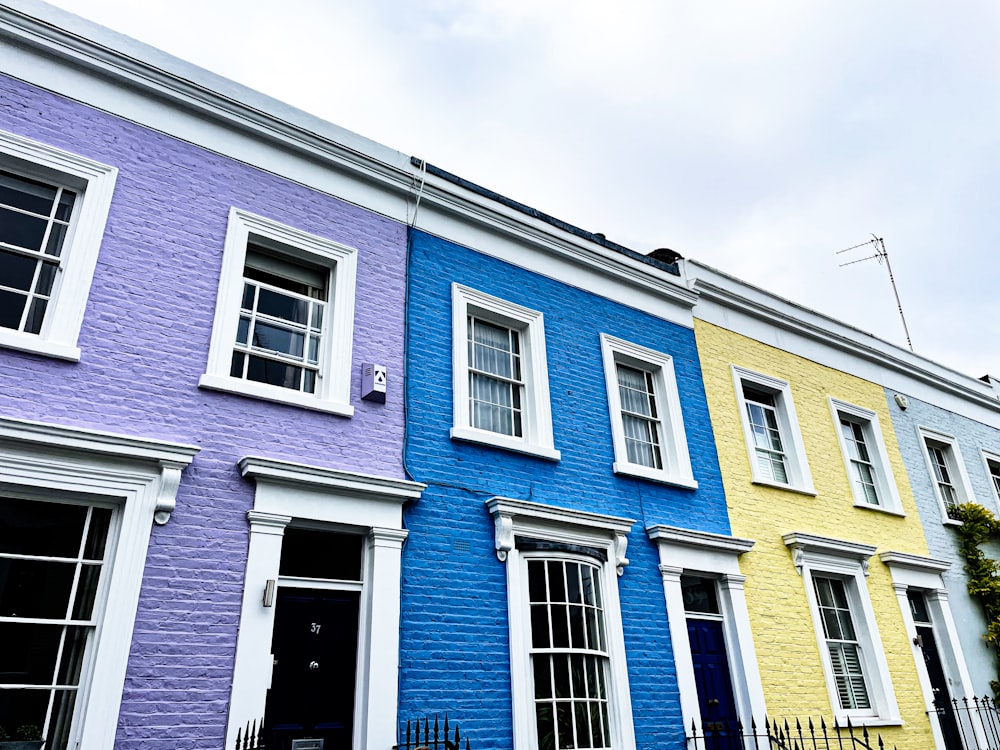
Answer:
[398, 168, 767, 750]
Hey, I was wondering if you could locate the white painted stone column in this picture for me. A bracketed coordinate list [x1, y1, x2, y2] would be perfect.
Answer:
[356, 526, 408, 750]
[659, 564, 702, 738]
[225, 511, 290, 747]
[718, 573, 767, 725]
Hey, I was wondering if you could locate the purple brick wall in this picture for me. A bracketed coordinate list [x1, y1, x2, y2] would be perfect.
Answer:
[0, 74, 407, 748]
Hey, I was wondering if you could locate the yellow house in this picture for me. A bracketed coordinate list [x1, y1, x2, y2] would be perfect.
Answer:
[686, 262, 968, 749]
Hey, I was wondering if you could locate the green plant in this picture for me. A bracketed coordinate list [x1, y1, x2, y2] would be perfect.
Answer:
[949, 502, 1000, 697]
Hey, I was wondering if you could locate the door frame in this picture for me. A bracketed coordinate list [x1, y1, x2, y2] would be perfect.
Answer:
[648, 525, 767, 734]
[882, 551, 984, 750]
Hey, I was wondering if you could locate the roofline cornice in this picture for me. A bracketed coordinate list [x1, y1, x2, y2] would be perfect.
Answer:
[0, 1, 698, 312]
[689, 266, 1000, 413]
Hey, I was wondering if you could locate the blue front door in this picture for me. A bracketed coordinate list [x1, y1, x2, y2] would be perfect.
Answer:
[688, 618, 739, 733]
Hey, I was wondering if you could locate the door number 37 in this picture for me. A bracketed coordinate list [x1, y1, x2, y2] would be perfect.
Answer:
[310, 623, 322, 634]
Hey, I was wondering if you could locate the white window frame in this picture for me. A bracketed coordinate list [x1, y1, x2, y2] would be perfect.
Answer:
[225, 456, 424, 750]
[784, 532, 900, 726]
[487, 496, 635, 750]
[451, 285, 559, 460]
[829, 399, 904, 515]
[200, 208, 358, 416]
[646, 525, 766, 734]
[0, 129, 117, 362]
[600, 335, 696, 488]
[917, 427, 975, 525]
[980, 450, 1000, 513]
[0, 415, 196, 749]
[732, 366, 814, 494]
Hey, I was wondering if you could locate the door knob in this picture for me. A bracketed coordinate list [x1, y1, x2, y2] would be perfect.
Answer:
[309, 661, 319, 671]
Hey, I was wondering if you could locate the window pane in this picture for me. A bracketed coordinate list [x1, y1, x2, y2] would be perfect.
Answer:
[245, 354, 303, 391]
[0, 206, 48, 251]
[0, 686, 50, 736]
[0, 559, 76, 619]
[0, 249, 38, 291]
[0, 170, 59, 215]
[278, 529, 362, 580]
[0, 498, 88, 558]
[0, 623, 62, 684]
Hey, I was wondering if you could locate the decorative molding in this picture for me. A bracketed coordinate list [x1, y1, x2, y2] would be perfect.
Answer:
[0, 415, 199, 465]
[486, 496, 635, 569]
[613, 533, 630, 576]
[152, 463, 183, 525]
[782, 532, 877, 576]
[369, 526, 409, 548]
[246, 511, 292, 533]
[494, 513, 514, 562]
[239, 456, 425, 501]
[689, 264, 1000, 414]
[646, 525, 755, 555]
[879, 551, 951, 574]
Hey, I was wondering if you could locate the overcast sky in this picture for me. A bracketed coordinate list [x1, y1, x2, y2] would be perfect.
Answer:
[44, 0, 1000, 379]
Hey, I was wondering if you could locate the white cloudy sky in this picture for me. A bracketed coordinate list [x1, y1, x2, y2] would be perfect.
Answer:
[46, 0, 1000, 379]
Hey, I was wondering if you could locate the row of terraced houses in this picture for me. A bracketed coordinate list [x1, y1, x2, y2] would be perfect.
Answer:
[1, 3, 999, 750]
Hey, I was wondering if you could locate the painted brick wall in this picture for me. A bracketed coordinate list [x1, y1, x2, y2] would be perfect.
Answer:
[0, 74, 408, 749]
[401, 229, 731, 750]
[885, 388, 1000, 695]
[693, 319, 935, 748]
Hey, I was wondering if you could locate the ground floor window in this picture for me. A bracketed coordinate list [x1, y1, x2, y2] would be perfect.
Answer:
[0, 496, 113, 749]
[527, 557, 611, 750]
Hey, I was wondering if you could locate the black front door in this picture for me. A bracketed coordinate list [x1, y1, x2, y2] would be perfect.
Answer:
[917, 623, 963, 750]
[264, 587, 361, 750]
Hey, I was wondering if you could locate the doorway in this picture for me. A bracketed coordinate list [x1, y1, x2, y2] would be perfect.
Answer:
[909, 591, 962, 750]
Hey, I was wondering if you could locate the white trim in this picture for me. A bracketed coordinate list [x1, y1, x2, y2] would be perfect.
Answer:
[828, 399, 904, 514]
[686, 261, 1000, 420]
[226, 456, 420, 750]
[784, 532, 900, 725]
[0, 416, 195, 749]
[881, 553, 984, 749]
[732, 366, 815, 494]
[979, 449, 1000, 513]
[486, 497, 636, 750]
[646, 525, 766, 733]
[600, 334, 696, 488]
[917, 427, 976, 524]
[451, 285, 559, 460]
[0, 128, 117, 361]
[200, 208, 357, 416]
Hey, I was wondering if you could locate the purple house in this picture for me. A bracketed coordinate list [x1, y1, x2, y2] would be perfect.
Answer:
[0, 2, 425, 748]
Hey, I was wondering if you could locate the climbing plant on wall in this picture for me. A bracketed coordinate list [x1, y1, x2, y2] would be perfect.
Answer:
[951, 501, 1000, 696]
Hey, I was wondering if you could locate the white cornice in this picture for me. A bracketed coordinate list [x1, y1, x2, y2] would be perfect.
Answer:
[0, 1, 698, 319]
[486, 496, 635, 536]
[878, 551, 951, 574]
[782, 531, 877, 564]
[0, 415, 198, 465]
[239, 456, 425, 501]
[687, 261, 1000, 414]
[646, 525, 755, 555]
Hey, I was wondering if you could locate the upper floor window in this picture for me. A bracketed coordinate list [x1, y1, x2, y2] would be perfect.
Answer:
[600, 335, 695, 487]
[917, 428, 973, 523]
[200, 209, 357, 416]
[829, 399, 903, 514]
[732, 367, 814, 493]
[0, 130, 117, 361]
[983, 451, 1000, 511]
[451, 285, 559, 461]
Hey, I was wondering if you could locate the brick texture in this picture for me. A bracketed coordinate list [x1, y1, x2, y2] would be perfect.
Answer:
[401, 229, 732, 750]
[693, 319, 935, 748]
[0, 74, 408, 749]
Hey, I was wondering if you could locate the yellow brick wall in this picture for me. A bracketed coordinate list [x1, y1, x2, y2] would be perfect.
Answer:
[693, 319, 933, 746]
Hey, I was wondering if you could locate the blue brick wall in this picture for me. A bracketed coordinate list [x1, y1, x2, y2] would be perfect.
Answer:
[400, 228, 732, 750]
[885, 389, 1000, 695]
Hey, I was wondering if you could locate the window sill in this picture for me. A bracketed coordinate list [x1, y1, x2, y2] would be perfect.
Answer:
[0, 329, 80, 362]
[450, 426, 561, 461]
[613, 462, 698, 489]
[198, 373, 354, 416]
[750, 478, 817, 496]
[942, 517, 963, 527]
[853, 502, 906, 518]
[834, 714, 902, 728]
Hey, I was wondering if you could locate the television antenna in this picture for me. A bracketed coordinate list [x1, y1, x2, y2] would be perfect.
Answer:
[836, 234, 913, 351]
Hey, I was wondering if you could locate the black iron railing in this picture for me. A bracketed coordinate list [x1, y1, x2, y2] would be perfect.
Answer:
[234, 720, 266, 749]
[395, 715, 470, 750]
[934, 695, 1000, 750]
[686, 715, 897, 750]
